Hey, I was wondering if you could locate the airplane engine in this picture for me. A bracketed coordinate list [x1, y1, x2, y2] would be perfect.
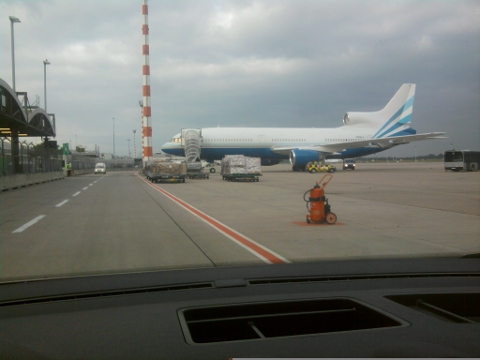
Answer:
[343, 112, 381, 126]
[289, 150, 320, 168]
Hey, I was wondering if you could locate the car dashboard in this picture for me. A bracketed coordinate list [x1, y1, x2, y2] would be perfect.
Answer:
[1, 258, 479, 359]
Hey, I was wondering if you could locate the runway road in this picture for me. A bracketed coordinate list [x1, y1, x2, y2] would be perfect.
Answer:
[1, 162, 479, 281]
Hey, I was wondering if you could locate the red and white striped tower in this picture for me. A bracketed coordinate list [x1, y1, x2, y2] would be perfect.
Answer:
[142, 0, 153, 166]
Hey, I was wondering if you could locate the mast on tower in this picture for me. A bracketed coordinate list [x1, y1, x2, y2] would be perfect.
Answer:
[142, 0, 152, 166]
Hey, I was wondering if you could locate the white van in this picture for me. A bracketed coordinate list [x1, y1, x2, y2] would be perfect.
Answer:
[94, 163, 107, 174]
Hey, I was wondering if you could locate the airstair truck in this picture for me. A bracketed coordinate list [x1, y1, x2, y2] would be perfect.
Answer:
[182, 128, 209, 179]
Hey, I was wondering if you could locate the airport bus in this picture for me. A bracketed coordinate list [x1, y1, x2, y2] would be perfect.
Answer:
[444, 150, 480, 171]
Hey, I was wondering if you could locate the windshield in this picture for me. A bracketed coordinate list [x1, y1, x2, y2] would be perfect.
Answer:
[444, 151, 463, 162]
[1, 0, 479, 283]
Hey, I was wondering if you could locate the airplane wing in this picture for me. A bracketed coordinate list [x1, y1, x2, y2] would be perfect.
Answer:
[271, 132, 447, 155]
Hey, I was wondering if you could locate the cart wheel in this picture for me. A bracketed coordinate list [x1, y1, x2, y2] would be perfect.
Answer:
[306, 217, 311, 224]
[326, 212, 337, 224]
[210, 168, 216, 173]
[310, 169, 317, 173]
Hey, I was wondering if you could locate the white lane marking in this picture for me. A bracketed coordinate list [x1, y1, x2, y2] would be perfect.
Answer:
[72, 191, 81, 197]
[83, 187, 88, 190]
[55, 199, 69, 207]
[89, 183, 93, 186]
[12, 215, 46, 233]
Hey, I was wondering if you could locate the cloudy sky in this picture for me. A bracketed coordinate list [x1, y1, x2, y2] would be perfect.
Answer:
[1, 0, 479, 157]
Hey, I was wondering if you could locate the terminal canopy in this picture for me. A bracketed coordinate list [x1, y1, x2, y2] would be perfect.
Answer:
[0, 78, 55, 138]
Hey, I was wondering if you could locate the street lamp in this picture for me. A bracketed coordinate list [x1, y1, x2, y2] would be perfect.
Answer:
[133, 129, 137, 159]
[9, 16, 21, 92]
[43, 59, 50, 112]
[112, 118, 115, 157]
[127, 139, 131, 158]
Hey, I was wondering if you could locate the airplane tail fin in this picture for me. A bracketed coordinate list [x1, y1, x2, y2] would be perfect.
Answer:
[373, 83, 416, 138]
[343, 84, 416, 138]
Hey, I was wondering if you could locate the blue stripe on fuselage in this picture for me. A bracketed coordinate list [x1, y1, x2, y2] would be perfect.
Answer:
[162, 145, 398, 162]
[373, 95, 414, 139]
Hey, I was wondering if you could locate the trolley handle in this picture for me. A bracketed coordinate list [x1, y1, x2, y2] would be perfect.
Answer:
[316, 174, 333, 189]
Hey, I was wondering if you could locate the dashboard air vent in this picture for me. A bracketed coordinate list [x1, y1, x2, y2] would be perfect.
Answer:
[386, 293, 480, 323]
[179, 298, 404, 344]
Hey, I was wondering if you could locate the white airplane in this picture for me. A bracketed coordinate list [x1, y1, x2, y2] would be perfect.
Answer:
[161, 84, 446, 171]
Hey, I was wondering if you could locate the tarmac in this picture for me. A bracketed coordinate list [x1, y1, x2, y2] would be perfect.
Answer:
[1, 161, 479, 281]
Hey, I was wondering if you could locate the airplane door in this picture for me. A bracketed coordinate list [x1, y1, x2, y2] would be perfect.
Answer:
[258, 135, 265, 144]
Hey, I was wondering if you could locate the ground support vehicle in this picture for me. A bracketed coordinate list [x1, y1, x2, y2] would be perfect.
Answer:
[203, 163, 218, 173]
[306, 162, 336, 173]
[223, 173, 261, 182]
[221, 155, 262, 182]
[187, 171, 209, 180]
[343, 159, 356, 170]
[444, 150, 480, 171]
[145, 161, 187, 183]
[186, 162, 210, 180]
[146, 171, 186, 183]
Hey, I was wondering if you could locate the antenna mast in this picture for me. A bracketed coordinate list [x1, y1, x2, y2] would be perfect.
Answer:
[142, 0, 152, 166]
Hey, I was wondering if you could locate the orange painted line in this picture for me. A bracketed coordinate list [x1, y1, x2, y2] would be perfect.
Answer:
[142, 24, 149, 35]
[142, 4, 148, 15]
[292, 221, 346, 226]
[138, 174, 288, 264]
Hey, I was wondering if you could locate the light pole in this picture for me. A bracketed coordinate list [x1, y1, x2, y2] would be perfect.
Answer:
[127, 139, 131, 158]
[10, 16, 21, 92]
[112, 117, 115, 157]
[43, 59, 50, 112]
[133, 129, 137, 159]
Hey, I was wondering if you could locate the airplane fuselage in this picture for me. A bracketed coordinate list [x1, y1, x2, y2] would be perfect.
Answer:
[160, 84, 445, 167]
[161, 126, 391, 163]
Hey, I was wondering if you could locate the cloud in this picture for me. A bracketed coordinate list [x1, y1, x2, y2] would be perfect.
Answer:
[1, 0, 478, 157]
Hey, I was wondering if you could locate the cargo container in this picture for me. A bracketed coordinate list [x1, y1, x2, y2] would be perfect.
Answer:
[145, 160, 187, 183]
[221, 155, 262, 182]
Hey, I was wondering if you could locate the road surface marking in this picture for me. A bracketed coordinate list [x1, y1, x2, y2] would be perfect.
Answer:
[139, 175, 289, 264]
[89, 183, 93, 186]
[55, 199, 69, 207]
[12, 215, 46, 233]
[83, 187, 88, 190]
[72, 191, 81, 197]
